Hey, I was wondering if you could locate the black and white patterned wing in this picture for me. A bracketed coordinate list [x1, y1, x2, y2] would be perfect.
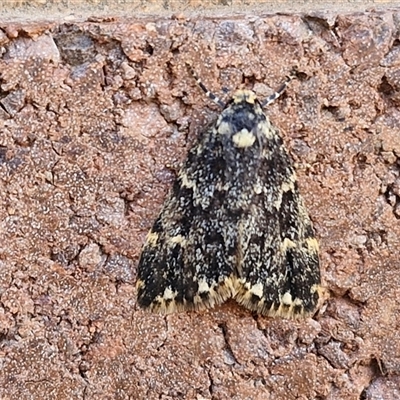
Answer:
[136, 123, 237, 313]
[231, 107, 321, 318]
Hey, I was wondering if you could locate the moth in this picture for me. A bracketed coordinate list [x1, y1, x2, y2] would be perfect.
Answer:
[136, 67, 321, 318]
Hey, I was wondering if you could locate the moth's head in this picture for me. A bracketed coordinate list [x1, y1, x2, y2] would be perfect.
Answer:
[231, 89, 258, 105]
[216, 89, 268, 147]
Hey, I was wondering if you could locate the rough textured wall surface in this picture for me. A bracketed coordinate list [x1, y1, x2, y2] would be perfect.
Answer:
[0, 10, 400, 400]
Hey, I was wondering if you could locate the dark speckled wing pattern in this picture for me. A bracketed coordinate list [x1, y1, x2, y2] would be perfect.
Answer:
[136, 85, 321, 318]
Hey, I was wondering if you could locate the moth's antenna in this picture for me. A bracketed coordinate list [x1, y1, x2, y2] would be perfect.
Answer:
[186, 62, 226, 108]
[261, 70, 297, 107]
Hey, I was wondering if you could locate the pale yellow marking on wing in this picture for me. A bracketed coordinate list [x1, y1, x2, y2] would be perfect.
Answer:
[249, 282, 264, 298]
[168, 235, 186, 246]
[189, 276, 236, 308]
[280, 236, 318, 255]
[234, 274, 321, 319]
[311, 284, 322, 298]
[136, 279, 145, 290]
[281, 172, 297, 193]
[232, 128, 256, 148]
[306, 237, 319, 252]
[274, 293, 306, 317]
[146, 276, 238, 314]
[281, 291, 293, 305]
[197, 279, 210, 293]
[145, 232, 159, 246]
[180, 172, 195, 189]
[281, 237, 296, 252]
[254, 182, 263, 194]
[258, 120, 275, 140]
[273, 171, 297, 209]
[163, 286, 177, 300]
[217, 121, 232, 135]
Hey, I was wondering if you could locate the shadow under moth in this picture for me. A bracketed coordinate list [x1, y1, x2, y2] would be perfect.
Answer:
[136, 67, 321, 318]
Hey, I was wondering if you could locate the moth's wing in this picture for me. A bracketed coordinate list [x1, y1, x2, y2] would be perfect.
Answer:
[136, 128, 237, 313]
[234, 127, 321, 318]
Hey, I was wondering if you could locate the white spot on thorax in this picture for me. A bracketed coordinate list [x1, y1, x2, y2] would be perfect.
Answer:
[232, 129, 256, 148]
